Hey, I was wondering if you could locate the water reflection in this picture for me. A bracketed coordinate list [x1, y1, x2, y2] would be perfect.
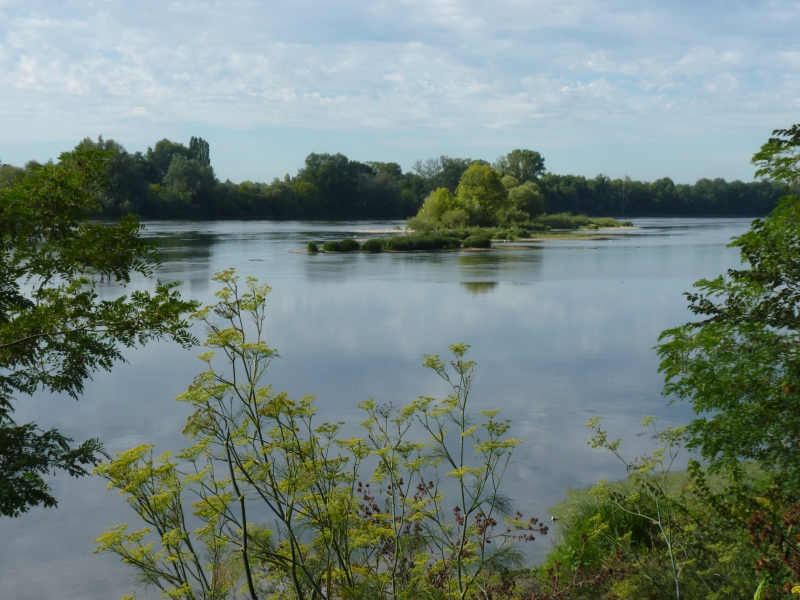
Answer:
[302, 252, 361, 281]
[151, 231, 216, 263]
[460, 281, 498, 294]
[457, 248, 542, 283]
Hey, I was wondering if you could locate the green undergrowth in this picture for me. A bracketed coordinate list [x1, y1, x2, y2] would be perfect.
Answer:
[547, 462, 765, 522]
[461, 235, 492, 248]
[518, 464, 767, 599]
[537, 213, 632, 230]
[321, 238, 360, 252]
[383, 232, 463, 251]
[310, 231, 485, 253]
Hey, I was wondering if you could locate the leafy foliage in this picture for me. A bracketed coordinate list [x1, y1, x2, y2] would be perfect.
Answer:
[0, 142, 198, 517]
[321, 238, 360, 252]
[524, 419, 758, 600]
[654, 124, 800, 596]
[493, 150, 546, 184]
[461, 236, 491, 249]
[656, 126, 800, 488]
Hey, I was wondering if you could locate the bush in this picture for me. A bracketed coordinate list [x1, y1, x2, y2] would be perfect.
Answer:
[384, 233, 461, 251]
[307, 241, 318, 253]
[540, 212, 591, 229]
[360, 238, 384, 253]
[441, 209, 469, 229]
[406, 215, 439, 232]
[461, 236, 491, 249]
[592, 217, 632, 228]
[321, 238, 360, 252]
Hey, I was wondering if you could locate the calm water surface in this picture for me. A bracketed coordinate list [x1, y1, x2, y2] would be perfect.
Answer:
[1, 218, 753, 599]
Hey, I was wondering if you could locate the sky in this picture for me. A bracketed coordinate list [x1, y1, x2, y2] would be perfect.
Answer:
[0, 0, 798, 184]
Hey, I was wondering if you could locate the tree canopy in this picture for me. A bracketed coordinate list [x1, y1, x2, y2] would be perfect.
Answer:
[657, 125, 800, 487]
[494, 149, 546, 183]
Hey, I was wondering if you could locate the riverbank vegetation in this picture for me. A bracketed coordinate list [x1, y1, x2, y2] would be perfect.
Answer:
[1, 138, 783, 220]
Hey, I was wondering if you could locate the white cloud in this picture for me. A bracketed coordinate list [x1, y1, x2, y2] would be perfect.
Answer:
[0, 0, 798, 181]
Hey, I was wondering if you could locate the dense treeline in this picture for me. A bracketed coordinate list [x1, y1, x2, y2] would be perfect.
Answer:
[0, 136, 783, 219]
[539, 172, 782, 216]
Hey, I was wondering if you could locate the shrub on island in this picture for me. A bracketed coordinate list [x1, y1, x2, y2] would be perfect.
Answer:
[321, 238, 360, 252]
[461, 236, 491, 249]
[360, 238, 384, 253]
[383, 233, 462, 251]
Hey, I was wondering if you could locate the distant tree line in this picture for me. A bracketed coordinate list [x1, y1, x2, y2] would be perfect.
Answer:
[0, 137, 784, 219]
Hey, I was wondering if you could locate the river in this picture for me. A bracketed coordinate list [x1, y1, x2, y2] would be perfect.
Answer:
[0, 217, 754, 599]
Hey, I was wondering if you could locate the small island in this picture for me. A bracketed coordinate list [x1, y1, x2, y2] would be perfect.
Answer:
[304, 161, 632, 253]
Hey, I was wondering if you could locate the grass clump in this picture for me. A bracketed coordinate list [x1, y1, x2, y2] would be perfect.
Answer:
[360, 238, 384, 253]
[591, 217, 633, 228]
[307, 241, 319, 253]
[492, 227, 529, 240]
[461, 236, 491, 249]
[522, 213, 631, 230]
[321, 238, 360, 252]
[383, 233, 462, 251]
[539, 212, 591, 229]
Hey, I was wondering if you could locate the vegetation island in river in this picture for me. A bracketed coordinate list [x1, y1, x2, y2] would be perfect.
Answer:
[304, 161, 633, 253]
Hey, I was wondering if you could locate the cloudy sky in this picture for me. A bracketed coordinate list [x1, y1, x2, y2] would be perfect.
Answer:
[1, 0, 798, 183]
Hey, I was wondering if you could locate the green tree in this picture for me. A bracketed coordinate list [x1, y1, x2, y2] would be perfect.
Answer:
[0, 143, 198, 518]
[657, 126, 800, 485]
[0, 163, 25, 189]
[456, 164, 509, 223]
[80, 136, 150, 216]
[162, 155, 218, 204]
[292, 181, 324, 215]
[494, 150, 545, 183]
[189, 136, 211, 167]
[366, 161, 403, 180]
[411, 156, 473, 194]
[508, 181, 545, 218]
[656, 125, 800, 594]
[415, 187, 458, 223]
[357, 172, 404, 218]
[144, 138, 194, 184]
[500, 175, 520, 190]
[298, 152, 367, 216]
